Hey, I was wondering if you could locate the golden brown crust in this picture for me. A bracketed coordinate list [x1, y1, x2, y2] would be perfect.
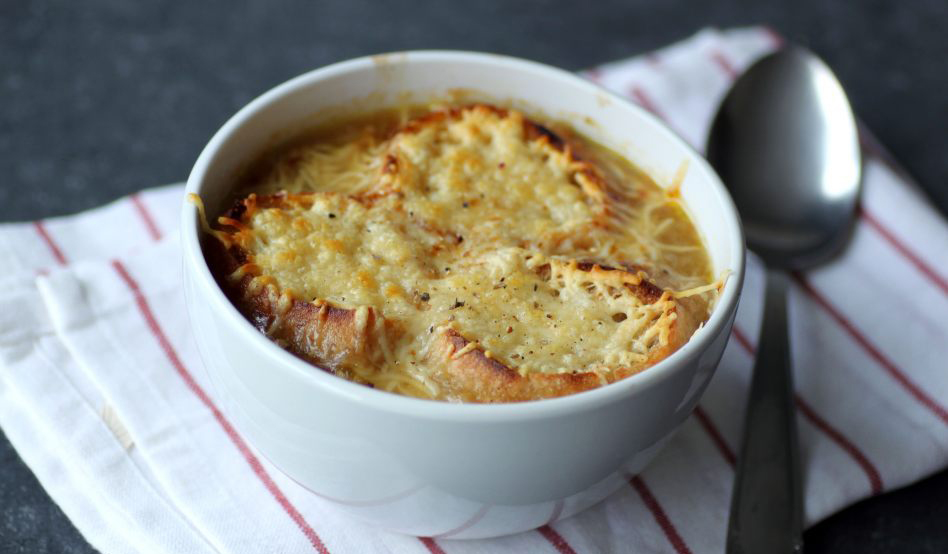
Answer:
[205, 229, 397, 379]
[571, 261, 665, 304]
[380, 104, 613, 216]
[205, 104, 712, 402]
[423, 267, 702, 403]
[209, 226, 700, 402]
[426, 328, 604, 402]
[570, 262, 704, 373]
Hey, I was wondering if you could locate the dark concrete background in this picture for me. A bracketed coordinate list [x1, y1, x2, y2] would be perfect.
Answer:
[2, 0, 947, 552]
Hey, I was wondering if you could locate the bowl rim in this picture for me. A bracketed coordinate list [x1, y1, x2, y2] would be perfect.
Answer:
[182, 49, 745, 423]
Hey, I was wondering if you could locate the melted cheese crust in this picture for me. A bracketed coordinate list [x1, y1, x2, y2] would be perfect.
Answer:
[210, 104, 719, 401]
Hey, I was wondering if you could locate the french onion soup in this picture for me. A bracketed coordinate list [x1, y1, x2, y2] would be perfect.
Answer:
[197, 103, 724, 402]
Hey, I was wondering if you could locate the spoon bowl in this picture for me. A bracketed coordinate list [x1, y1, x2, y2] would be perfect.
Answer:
[708, 47, 862, 269]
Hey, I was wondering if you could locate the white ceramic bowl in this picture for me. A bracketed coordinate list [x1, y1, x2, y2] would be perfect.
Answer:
[181, 51, 744, 539]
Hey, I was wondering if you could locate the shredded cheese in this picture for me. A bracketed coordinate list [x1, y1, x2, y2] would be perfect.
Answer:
[208, 104, 720, 400]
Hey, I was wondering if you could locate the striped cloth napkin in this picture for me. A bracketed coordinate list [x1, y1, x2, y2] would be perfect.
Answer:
[1, 27, 946, 554]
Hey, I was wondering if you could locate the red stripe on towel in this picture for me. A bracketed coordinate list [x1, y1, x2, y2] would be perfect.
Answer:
[729, 326, 755, 355]
[791, 273, 948, 426]
[629, 475, 693, 554]
[795, 397, 884, 494]
[112, 260, 330, 554]
[629, 85, 668, 121]
[709, 50, 738, 79]
[731, 326, 885, 493]
[858, 206, 948, 296]
[693, 406, 736, 466]
[33, 221, 68, 266]
[130, 193, 162, 241]
[419, 538, 446, 554]
[538, 525, 578, 554]
[628, 85, 692, 145]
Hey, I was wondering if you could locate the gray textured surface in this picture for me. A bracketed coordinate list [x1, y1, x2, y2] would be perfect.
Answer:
[2, 0, 947, 552]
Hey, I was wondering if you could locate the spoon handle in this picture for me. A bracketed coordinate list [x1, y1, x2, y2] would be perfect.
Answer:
[726, 269, 803, 554]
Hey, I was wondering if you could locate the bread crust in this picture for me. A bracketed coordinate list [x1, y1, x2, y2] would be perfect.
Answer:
[206, 231, 397, 379]
[425, 263, 703, 403]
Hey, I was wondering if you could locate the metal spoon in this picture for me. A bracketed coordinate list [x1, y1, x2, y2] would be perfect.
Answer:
[707, 47, 862, 553]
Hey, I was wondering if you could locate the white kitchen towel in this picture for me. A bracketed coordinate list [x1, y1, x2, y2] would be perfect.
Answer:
[1, 27, 946, 554]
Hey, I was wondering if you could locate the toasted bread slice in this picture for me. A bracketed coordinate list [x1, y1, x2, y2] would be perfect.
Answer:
[424, 260, 705, 402]
[204, 104, 716, 402]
